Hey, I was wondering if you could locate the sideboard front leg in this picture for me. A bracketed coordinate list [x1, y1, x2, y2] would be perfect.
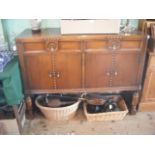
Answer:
[25, 96, 34, 119]
[131, 92, 140, 115]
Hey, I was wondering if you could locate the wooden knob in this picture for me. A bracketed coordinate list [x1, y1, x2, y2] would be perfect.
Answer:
[50, 46, 55, 52]
[45, 38, 58, 52]
[107, 37, 121, 51]
[56, 72, 60, 78]
[112, 45, 117, 50]
[106, 72, 110, 76]
[114, 71, 118, 76]
[49, 73, 52, 78]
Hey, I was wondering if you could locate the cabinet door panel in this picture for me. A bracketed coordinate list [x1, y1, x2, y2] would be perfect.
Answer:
[85, 52, 112, 88]
[143, 69, 155, 101]
[55, 52, 82, 89]
[24, 53, 53, 89]
[146, 71, 155, 100]
[142, 54, 155, 102]
[112, 52, 139, 86]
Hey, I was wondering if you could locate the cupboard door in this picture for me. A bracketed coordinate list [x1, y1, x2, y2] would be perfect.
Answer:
[55, 52, 82, 89]
[142, 54, 155, 102]
[85, 52, 112, 88]
[142, 68, 155, 101]
[24, 53, 53, 89]
[112, 52, 140, 87]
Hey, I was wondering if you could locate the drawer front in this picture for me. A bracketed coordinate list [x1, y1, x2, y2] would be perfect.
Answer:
[23, 40, 82, 52]
[85, 40, 142, 51]
[121, 41, 141, 49]
[24, 42, 45, 51]
[23, 39, 142, 52]
[59, 41, 81, 51]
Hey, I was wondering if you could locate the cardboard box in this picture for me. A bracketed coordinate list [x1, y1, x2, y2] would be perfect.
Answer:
[60, 19, 121, 34]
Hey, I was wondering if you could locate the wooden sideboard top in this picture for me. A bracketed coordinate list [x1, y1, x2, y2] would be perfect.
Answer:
[16, 28, 145, 42]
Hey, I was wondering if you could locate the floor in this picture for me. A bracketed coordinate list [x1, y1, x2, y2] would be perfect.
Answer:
[22, 109, 155, 135]
[0, 119, 20, 134]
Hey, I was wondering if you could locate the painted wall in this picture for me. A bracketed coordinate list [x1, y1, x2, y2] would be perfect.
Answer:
[0, 20, 4, 41]
[121, 19, 139, 27]
[0, 20, 3, 35]
[2, 19, 60, 38]
[1, 19, 60, 49]
[0, 19, 139, 50]
[0, 20, 8, 50]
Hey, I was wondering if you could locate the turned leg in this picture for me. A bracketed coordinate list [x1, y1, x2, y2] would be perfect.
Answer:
[131, 92, 140, 115]
[25, 96, 33, 119]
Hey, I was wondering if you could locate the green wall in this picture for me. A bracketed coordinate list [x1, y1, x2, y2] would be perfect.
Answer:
[121, 19, 139, 28]
[0, 20, 3, 35]
[2, 19, 60, 38]
[0, 19, 139, 50]
[1, 19, 60, 49]
[0, 20, 4, 41]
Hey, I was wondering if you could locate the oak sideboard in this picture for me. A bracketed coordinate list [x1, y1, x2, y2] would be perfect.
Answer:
[16, 28, 148, 114]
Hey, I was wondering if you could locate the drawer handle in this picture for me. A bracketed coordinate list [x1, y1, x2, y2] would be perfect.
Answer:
[49, 72, 60, 78]
[49, 73, 52, 78]
[49, 72, 54, 78]
[106, 72, 110, 76]
[114, 71, 118, 76]
[56, 72, 60, 78]
[107, 38, 121, 51]
[106, 71, 118, 76]
[45, 39, 58, 52]
[50, 46, 55, 52]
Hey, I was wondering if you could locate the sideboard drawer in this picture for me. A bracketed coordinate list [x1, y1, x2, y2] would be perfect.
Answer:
[59, 41, 81, 51]
[85, 40, 141, 51]
[24, 41, 82, 52]
[23, 39, 141, 52]
[121, 41, 141, 49]
[85, 41, 107, 50]
[24, 42, 45, 51]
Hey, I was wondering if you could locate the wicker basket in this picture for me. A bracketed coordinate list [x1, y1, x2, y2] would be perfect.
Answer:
[35, 96, 80, 121]
[84, 97, 128, 122]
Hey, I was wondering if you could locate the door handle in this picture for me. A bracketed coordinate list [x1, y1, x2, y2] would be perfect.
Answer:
[48, 72, 55, 78]
[49, 72, 53, 78]
[49, 73, 52, 78]
[49, 71, 60, 78]
[106, 71, 110, 76]
[107, 38, 121, 51]
[114, 71, 118, 76]
[45, 38, 58, 52]
[56, 72, 60, 78]
[106, 70, 118, 76]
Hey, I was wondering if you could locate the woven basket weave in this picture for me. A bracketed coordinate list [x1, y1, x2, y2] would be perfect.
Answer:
[35, 96, 80, 121]
[84, 97, 128, 122]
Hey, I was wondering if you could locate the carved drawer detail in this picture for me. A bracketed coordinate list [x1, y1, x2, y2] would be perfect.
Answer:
[107, 37, 122, 51]
[45, 38, 58, 52]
